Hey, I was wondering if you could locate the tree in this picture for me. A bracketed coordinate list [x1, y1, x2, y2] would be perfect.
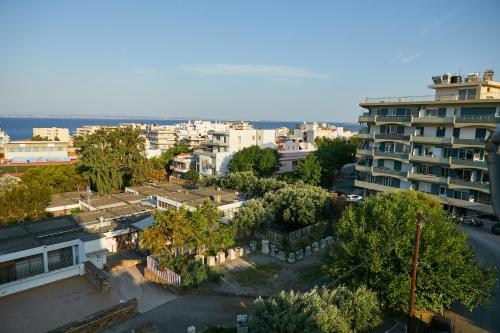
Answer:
[21, 164, 85, 193]
[232, 199, 274, 234]
[315, 137, 357, 187]
[148, 157, 167, 181]
[297, 152, 322, 185]
[31, 135, 49, 141]
[324, 191, 497, 313]
[228, 146, 280, 176]
[184, 169, 200, 183]
[249, 286, 382, 333]
[219, 172, 288, 197]
[0, 183, 50, 224]
[74, 127, 148, 194]
[0, 174, 21, 192]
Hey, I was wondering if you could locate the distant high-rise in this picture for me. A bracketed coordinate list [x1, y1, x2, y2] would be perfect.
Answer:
[356, 69, 500, 217]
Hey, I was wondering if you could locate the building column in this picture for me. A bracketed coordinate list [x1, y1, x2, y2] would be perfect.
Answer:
[43, 250, 49, 273]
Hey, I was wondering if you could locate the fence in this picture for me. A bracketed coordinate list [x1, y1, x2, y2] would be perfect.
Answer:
[146, 256, 182, 287]
[255, 224, 319, 244]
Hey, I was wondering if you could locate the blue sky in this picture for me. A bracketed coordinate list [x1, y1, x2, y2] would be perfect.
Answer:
[1, 0, 499, 122]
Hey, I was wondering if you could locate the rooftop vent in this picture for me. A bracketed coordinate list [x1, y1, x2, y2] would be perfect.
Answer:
[442, 73, 451, 84]
[432, 76, 442, 84]
[483, 69, 494, 81]
[465, 73, 480, 83]
[450, 75, 462, 84]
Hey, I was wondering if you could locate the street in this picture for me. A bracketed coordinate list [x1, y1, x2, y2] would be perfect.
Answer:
[446, 225, 500, 333]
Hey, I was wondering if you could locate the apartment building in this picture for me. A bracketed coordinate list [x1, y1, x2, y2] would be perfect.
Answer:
[75, 125, 117, 137]
[0, 129, 9, 151]
[148, 127, 178, 150]
[292, 122, 355, 150]
[355, 69, 499, 217]
[32, 127, 71, 142]
[4, 141, 71, 163]
[195, 128, 276, 177]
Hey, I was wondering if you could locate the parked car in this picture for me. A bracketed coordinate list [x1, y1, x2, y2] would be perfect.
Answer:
[346, 194, 363, 203]
[491, 222, 500, 235]
[426, 315, 454, 333]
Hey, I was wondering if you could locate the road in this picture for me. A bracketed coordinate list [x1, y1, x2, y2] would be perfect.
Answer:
[100, 294, 254, 333]
[446, 225, 500, 333]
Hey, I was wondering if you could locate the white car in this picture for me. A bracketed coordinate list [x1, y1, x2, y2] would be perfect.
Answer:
[346, 194, 363, 202]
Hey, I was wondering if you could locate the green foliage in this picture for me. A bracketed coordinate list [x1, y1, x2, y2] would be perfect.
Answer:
[248, 286, 382, 333]
[324, 191, 497, 313]
[157, 254, 215, 287]
[219, 171, 288, 197]
[147, 157, 167, 181]
[21, 164, 84, 193]
[31, 135, 49, 141]
[264, 184, 333, 228]
[184, 169, 200, 182]
[0, 174, 21, 192]
[231, 199, 274, 233]
[315, 137, 357, 187]
[141, 201, 236, 256]
[228, 146, 280, 176]
[297, 152, 322, 185]
[74, 127, 148, 194]
[0, 183, 50, 224]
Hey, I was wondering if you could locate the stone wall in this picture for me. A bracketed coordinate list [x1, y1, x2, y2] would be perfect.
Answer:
[85, 261, 111, 292]
[104, 258, 143, 272]
[47, 298, 138, 333]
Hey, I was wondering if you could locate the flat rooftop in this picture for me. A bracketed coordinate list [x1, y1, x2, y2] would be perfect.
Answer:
[47, 191, 85, 209]
[79, 196, 127, 209]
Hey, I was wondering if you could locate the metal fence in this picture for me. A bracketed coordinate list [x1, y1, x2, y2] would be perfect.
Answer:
[146, 256, 182, 287]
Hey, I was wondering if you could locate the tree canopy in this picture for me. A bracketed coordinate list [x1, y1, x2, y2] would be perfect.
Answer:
[324, 190, 497, 313]
[228, 146, 280, 176]
[297, 152, 322, 185]
[74, 127, 148, 194]
[21, 164, 85, 193]
[0, 183, 50, 224]
[315, 137, 357, 187]
[249, 286, 382, 333]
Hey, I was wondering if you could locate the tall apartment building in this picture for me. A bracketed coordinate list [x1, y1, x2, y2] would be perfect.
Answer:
[33, 127, 71, 142]
[148, 127, 178, 150]
[195, 129, 276, 177]
[355, 69, 499, 217]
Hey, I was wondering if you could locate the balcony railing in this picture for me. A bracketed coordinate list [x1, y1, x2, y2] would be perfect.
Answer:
[410, 135, 452, 145]
[455, 115, 499, 124]
[373, 150, 409, 160]
[411, 116, 454, 124]
[363, 92, 500, 103]
[357, 131, 375, 139]
[407, 172, 448, 184]
[359, 114, 376, 123]
[354, 180, 401, 192]
[376, 116, 412, 123]
[449, 158, 487, 169]
[426, 194, 494, 214]
[357, 149, 373, 156]
[409, 154, 450, 165]
[448, 178, 490, 192]
[452, 138, 486, 147]
[375, 133, 410, 141]
[372, 167, 406, 178]
[355, 164, 372, 173]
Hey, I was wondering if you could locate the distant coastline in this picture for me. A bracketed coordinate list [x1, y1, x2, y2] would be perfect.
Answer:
[0, 116, 362, 141]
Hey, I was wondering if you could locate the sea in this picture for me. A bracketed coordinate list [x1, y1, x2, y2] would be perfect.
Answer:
[0, 117, 362, 141]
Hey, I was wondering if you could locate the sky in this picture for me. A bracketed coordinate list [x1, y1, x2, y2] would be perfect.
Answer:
[0, 0, 499, 122]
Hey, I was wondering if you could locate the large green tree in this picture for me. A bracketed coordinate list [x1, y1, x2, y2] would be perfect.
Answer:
[315, 137, 357, 187]
[249, 286, 382, 333]
[297, 152, 322, 185]
[21, 164, 85, 193]
[228, 146, 280, 176]
[0, 183, 50, 224]
[74, 127, 148, 194]
[324, 191, 496, 313]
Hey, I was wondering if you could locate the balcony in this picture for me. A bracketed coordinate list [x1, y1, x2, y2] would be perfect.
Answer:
[449, 158, 487, 170]
[375, 133, 410, 141]
[448, 178, 490, 192]
[354, 180, 401, 192]
[376, 116, 412, 124]
[411, 116, 454, 125]
[409, 154, 450, 165]
[355, 164, 371, 173]
[372, 167, 407, 179]
[357, 131, 375, 139]
[452, 138, 486, 148]
[455, 115, 499, 126]
[373, 150, 409, 160]
[358, 114, 376, 123]
[410, 135, 452, 145]
[427, 194, 494, 215]
[201, 140, 229, 147]
[357, 149, 373, 157]
[407, 172, 448, 185]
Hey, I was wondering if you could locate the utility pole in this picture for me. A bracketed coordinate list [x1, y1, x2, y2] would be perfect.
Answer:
[408, 213, 424, 333]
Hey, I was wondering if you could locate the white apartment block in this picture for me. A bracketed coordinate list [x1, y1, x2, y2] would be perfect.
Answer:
[195, 128, 276, 177]
[292, 122, 355, 146]
[75, 125, 118, 137]
[0, 129, 10, 150]
[148, 127, 178, 150]
[356, 69, 499, 217]
[33, 127, 71, 142]
[4, 141, 70, 163]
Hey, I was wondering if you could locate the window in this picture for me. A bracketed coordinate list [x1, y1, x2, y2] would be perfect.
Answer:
[453, 128, 460, 138]
[439, 186, 447, 196]
[436, 127, 445, 137]
[453, 190, 469, 200]
[416, 127, 424, 136]
[441, 167, 449, 178]
[458, 88, 477, 100]
[475, 128, 486, 139]
[421, 164, 433, 175]
[48, 247, 74, 271]
[14, 254, 44, 281]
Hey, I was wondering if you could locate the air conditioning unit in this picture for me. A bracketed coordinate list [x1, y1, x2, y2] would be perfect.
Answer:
[442, 73, 451, 84]
[483, 69, 494, 81]
[432, 76, 442, 84]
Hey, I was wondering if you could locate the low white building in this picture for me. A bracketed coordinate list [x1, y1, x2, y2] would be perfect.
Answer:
[33, 127, 71, 142]
[276, 150, 311, 174]
[3, 141, 70, 163]
[194, 128, 276, 177]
